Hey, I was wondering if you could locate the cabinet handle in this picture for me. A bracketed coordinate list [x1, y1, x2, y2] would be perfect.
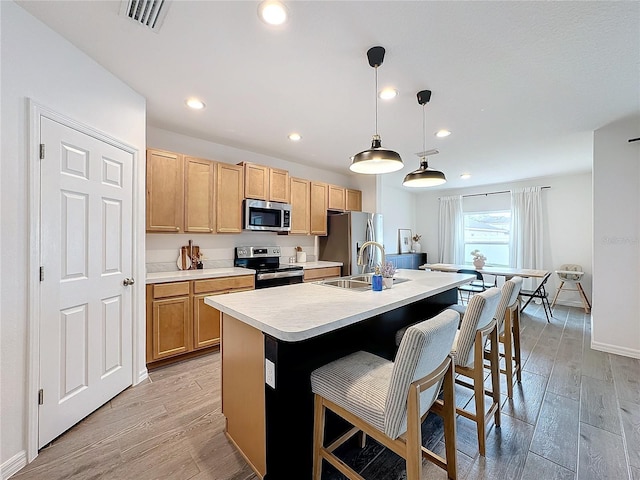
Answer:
[175, 227, 179, 231]
[209, 228, 213, 232]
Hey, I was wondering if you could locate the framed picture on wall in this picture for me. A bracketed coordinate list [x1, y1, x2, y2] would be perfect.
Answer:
[398, 229, 412, 254]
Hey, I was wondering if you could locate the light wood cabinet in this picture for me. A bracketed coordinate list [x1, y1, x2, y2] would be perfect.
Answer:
[310, 182, 328, 236]
[216, 162, 244, 233]
[328, 185, 346, 211]
[242, 162, 290, 203]
[290, 177, 310, 235]
[146, 275, 255, 366]
[147, 282, 191, 361]
[269, 168, 290, 203]
[346, 189, 362, 212]
[146, 149, 184, 232]
[303, 266, 342, 282]
[243, 163, 269, 200]
[184, 156, 215, 233]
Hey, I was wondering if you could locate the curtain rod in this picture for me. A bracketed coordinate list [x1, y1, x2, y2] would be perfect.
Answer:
[463, 186, 551, 198]
[443, 186, 551, 199]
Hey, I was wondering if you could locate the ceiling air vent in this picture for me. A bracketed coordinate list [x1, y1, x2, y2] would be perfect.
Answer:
[120, 0, 171, 32]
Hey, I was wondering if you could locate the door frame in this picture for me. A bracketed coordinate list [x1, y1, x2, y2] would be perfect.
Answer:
[26, 100, 146, 462]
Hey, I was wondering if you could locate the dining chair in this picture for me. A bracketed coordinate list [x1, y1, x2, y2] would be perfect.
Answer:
[450, 287, 502, 456]
[519, 271, 553, 322]
[456, 269, 486, 305]
[550, 264, 591, 313]
[310, 310, 460, 480]
[485, 277, 523, 398]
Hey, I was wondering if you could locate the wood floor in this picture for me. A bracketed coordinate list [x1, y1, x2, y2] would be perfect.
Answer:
[13, 303, 639, 480]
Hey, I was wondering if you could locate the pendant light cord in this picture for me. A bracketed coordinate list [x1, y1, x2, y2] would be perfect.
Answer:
[374, 66, 379, 135]
[422, 103, 426, 155]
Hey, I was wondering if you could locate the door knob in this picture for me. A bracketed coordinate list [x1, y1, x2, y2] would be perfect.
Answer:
[123, 278, 135, 286]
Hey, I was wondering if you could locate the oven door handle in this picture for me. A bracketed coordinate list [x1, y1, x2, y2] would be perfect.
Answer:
[257, 270, 304, 280]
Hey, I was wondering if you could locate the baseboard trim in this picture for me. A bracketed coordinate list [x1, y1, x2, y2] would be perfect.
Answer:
[1, 450, 27, 480]
[591, 340, 640, 359]
[136, 368, 149, 385]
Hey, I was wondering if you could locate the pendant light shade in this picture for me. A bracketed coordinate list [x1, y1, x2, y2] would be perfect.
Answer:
[403, 89, 447, 187]
[402, 157, 447, 187]
[350, 46, 403, 174]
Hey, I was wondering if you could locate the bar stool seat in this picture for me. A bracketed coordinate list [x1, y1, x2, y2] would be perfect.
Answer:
[311, 310, 460, 480]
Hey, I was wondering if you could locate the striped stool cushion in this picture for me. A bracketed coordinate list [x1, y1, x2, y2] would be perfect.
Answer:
[311, 351, 391, 433]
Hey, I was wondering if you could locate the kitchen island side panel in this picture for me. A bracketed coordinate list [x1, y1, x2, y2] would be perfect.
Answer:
[221, 314, 266, 478]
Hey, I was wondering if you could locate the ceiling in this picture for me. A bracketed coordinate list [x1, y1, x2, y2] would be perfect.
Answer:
[17, 1, 640, 190]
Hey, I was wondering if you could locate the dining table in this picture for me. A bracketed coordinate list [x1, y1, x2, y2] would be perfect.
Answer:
[420, 263, 549, 279]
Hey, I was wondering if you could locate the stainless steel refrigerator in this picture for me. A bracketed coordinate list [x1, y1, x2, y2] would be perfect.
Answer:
[319, 212, 383, 276]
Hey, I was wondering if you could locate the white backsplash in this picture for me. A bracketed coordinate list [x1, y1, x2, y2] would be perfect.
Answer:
[146, 232, 317, 273]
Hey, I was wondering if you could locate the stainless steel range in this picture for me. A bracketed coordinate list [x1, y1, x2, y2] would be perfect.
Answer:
[234, 246, 304, 289]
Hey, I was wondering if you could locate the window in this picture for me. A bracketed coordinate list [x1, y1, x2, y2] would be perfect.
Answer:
[463, 211, 511, 267]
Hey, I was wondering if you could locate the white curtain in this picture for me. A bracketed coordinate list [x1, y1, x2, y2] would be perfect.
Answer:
[510, 187, 544, 290]
[438, 195, 464, 263]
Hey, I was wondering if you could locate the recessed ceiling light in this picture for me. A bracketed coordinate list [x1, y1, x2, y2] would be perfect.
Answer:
[258, 1, 288, 26]
[378, 88, 398, 100]
[288, 132, 301, 141]
[460, 173, 471, 179]
[185, 98, 205, 110]
[435, 129, 451, 137]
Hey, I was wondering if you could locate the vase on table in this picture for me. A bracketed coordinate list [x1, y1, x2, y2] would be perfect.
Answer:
[383, 277, 394, 289]
[411, 242, 421, 253]
[473, 259, 485, 269]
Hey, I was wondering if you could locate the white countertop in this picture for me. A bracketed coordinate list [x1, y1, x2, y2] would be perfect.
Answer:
[146, 267, 255, 284]
[205, 269, 473, 342]
[286, 261, 342, 270]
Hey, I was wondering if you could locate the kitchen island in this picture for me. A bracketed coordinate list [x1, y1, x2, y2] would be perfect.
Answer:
[205, 269, 473, 479]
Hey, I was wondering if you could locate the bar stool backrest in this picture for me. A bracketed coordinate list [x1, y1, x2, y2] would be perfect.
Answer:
[495, 276, 523, 334]
[384, 309, 459, 439]
[454, 288, 501, 368]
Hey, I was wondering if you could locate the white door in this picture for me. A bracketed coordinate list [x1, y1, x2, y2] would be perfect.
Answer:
[38, 117, 134, 447]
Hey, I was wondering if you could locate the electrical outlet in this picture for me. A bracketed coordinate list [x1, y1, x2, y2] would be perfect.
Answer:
[265, 359, 275, 389]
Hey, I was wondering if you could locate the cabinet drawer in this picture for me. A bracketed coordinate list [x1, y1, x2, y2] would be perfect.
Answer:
[193, 275, 255, 294]
[303, 267, 341, 282]
[153, 281, 190, 298]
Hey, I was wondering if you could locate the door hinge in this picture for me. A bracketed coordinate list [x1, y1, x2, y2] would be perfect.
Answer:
[39, 144, 45, 160]
[38, 389, 44, 405]
[40, 266, 44, 282]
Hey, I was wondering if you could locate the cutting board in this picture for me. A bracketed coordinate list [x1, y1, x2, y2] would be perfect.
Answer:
[177, 245, 200, 270]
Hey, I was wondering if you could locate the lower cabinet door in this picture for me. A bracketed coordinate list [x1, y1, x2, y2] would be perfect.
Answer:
[193, 293, 221, 349]
[152, 296, 191, 359]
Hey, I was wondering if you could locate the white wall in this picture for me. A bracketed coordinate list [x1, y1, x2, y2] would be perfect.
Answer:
[593, 115, 640, 358]
[1, 1, 146, 473]
[414, 172, 593, 306]
[146, 127, 365, 264]
[379, 178, 418, 254]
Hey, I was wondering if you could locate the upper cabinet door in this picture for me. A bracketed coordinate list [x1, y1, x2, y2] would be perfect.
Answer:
[269, 168, 290, 203]
[243, 163, 269, 201]
[346, 189, 362, 212]
[290, 177, 310, 235]
[310, 181, 328, 236]
[146, 149, 184, 232]
[184, 157, 215, 233]
[216, 162, 244, 233]
[328, 185, 346, 211]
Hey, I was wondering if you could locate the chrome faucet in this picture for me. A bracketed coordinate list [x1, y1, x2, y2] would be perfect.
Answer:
[357, 241, 385, 273]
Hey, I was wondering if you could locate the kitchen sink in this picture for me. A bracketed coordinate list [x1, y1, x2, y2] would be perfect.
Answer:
[318, 278, 371, 290]
[317, 275, 410, 291]
[349, 274, 410, 285]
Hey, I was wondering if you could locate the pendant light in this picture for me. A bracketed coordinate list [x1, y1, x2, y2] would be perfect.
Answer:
[350, 46, 403, 174]
[403, 90, 447, 187]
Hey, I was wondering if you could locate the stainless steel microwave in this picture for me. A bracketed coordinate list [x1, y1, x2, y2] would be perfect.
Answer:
[244, 199, 292, 232]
